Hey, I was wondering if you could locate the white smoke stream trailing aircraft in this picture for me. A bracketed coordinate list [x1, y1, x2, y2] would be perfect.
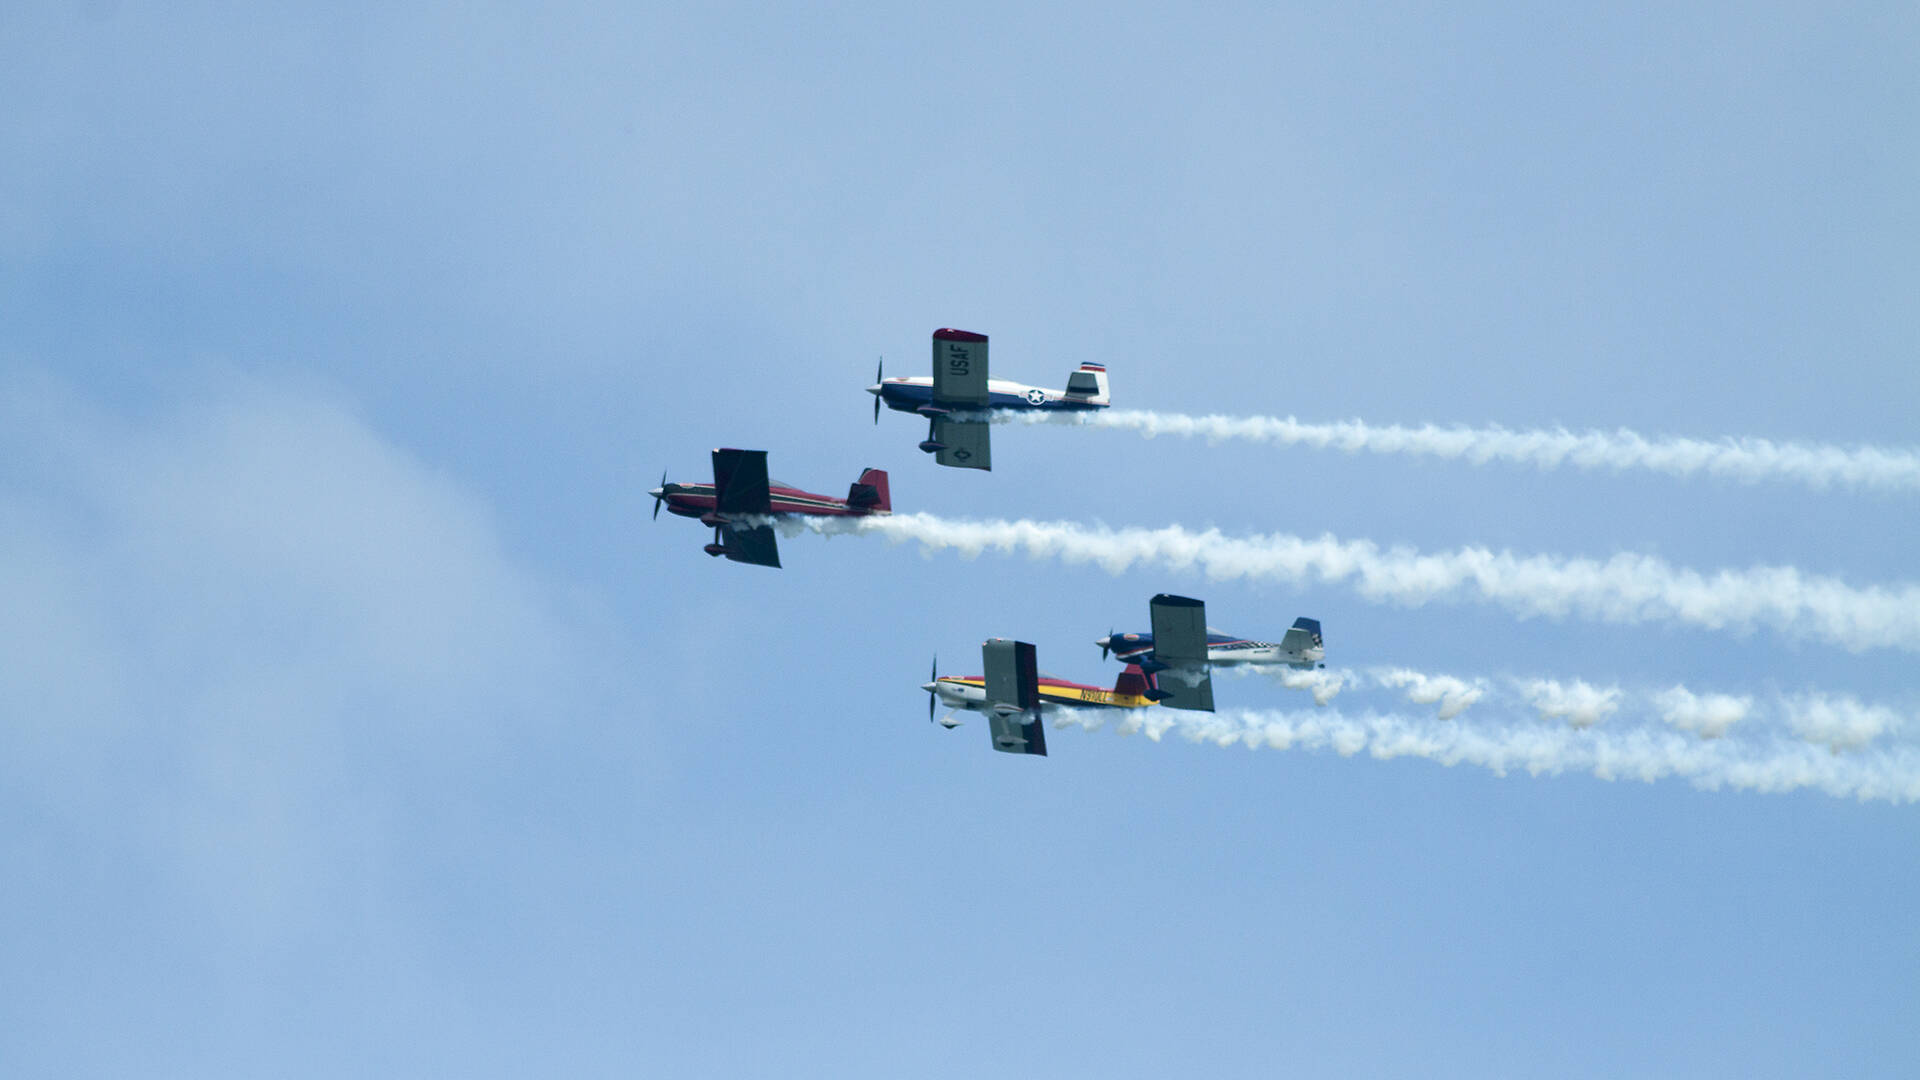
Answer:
[998, 409, 1920, 495]
[797, 513, 1920, 653]
[1045, 704, 1920, 803]
[1248, 664, 1905, 749]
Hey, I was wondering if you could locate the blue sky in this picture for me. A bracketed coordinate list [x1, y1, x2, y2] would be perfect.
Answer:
[4, 4, 1917, 1076]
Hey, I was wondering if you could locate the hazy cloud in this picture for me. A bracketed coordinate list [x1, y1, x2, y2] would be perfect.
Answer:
[0, 373, 632, 930]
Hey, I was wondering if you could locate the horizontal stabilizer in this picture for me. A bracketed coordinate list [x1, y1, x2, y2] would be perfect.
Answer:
[847, 468, 890, 512]
[1279, 616, 1323, 658]
[1063, 362, 1109, 404]
[1111, 666, 1150, 698]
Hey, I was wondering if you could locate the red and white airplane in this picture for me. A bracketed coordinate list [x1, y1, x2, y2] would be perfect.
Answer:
[649, 448, 889, 568]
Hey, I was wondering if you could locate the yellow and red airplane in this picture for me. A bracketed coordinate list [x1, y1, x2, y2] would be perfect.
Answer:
[921, 639, 1155, 756]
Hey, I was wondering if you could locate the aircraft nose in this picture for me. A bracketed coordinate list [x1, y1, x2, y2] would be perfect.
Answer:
[648, 487, 665, 500]
[866, 384, 883, 396]
[920, 681, 938, 694]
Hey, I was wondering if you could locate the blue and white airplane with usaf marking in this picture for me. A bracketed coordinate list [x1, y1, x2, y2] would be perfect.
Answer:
[867, 327, 1110, 470]
[1094, 595, 1327, 713]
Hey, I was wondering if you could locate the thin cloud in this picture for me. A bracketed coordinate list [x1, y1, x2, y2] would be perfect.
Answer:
[0, 374, 634, 932]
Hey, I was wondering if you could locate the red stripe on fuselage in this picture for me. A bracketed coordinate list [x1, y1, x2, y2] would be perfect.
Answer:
[659, 482, 884, 518]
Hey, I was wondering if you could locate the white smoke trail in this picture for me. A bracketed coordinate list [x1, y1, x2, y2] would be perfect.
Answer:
[1274, 667, 1346, 705]
[1355, 667, 1897, 753]
[1047, 706, 1920, 803]
[1785, 694, 1900, 753]
[1376, 668, 1485, 719]
[1005, 409, 1920, 495]
[1519, 678, 1622, 728]
[806, 513, 1920, 653]
[1654, 686, 1751, 739]
[1223, 664, 1348, 704]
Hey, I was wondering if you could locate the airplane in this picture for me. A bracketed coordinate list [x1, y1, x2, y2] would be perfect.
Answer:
[1091, 595, 1328, 712]
[648, 448, 889, 568]
[867, 328, 1111, 471]
[922, 639, 1155, 756]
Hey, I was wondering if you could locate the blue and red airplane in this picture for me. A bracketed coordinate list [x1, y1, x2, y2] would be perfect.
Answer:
[649, 448, 889, 568]
[1091, 595, 1328, 712]
[868, 328, 1110, 470]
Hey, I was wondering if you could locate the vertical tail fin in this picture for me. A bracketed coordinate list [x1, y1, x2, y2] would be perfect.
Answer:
[1280, 617, 1325, 666]
[847, 468, 890, 512]
[1064, 363, 1110, 406]
[1112, 664, 1151, 699]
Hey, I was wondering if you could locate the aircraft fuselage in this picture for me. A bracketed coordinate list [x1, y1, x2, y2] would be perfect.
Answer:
[649, 482, 884, 520]
[869, 376, 1108, 416]
[922, 674, 1154, 717]
[1097, 632, 1325, 670]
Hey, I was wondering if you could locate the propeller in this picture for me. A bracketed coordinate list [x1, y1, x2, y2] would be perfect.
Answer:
[1100, 628, 1114, 660]
[651, 468, 667, 520]
[872, 357, 883, 425]
[927, 653, 938, 724]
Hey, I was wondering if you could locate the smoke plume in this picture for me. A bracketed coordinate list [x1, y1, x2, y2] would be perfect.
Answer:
[1377, 669, 1485, 719]
[805, 514, 1920, 653]
[1520, 678, 1623, 728]
[1047, 706, 1920, 803]
[1011, 409, 1920, 494]
[1654, 686, 1751, 739]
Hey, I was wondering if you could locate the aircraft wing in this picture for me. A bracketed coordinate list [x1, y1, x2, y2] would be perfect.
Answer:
[1149, 594, 1215, 712]
[712, 448, 773, 514]
[1149, 595, 1210, 662]
[982, 638, 1046, 756]
[719, 522, 781, 568]
[930, 329, 990, 407]
[932, 416, 991, 471]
